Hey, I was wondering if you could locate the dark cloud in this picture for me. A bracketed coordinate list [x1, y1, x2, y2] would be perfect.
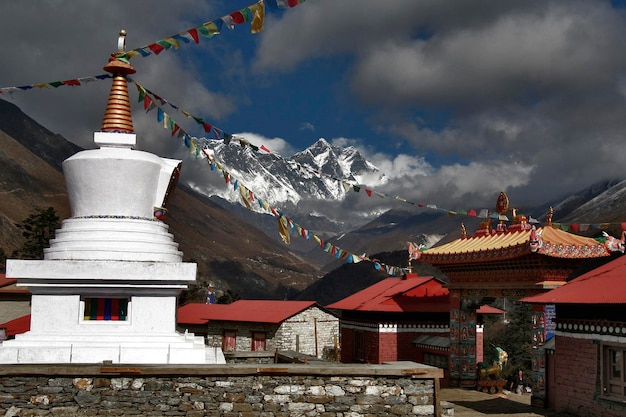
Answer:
[3, 0, 626, 222]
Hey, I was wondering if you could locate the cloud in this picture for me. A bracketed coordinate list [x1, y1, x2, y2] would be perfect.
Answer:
[232, 132, 295, 156]
[350, 2, 626, 107]
[299, 122, 315, 132]
[4, 0, 626, 225]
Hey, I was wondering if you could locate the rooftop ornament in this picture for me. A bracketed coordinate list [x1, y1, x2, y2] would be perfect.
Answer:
[100, 30, 136, 133]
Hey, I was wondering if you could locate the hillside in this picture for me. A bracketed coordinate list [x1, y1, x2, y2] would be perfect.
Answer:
[0, 98, 318, 300]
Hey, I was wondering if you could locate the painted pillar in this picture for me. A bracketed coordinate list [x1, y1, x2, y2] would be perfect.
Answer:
[449, 289, 479, 387]
[530, 303, 555, 407]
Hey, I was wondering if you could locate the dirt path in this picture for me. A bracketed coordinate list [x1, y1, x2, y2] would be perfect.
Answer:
[439, 388, 577, 417]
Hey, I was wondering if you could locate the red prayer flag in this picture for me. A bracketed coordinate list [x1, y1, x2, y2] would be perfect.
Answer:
[62, 79, 81, 86]
[230, 11, 245, 24]
[468, 209, 477, 216]
[202, 123, 212, 133]
[365, 189, 372, 197]
[188, 28, 200, 44]
[148, 43, 165, 55]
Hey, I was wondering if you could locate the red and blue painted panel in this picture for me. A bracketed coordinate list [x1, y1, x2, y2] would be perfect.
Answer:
[84, 298, 128, 321]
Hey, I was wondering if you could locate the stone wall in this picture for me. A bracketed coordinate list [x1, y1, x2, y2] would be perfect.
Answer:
[205, 306, 339, 359]
[0, 362, 447, 417]
[274, 307, 339, 358]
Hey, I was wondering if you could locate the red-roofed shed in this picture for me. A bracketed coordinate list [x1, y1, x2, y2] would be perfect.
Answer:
[0, 314, 31, 340]
[177, 300, 338, 360]
[476, 305, 505, 315]
[0, 273, 31, 326]
[327, 273, 452, 385]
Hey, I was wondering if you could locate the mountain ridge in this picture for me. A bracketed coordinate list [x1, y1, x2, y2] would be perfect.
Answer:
[0, 98, 318, 301]
[2, 97, 626, 304]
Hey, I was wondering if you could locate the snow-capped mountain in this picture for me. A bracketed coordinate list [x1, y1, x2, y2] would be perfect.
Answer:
[199, 137, 385, 229]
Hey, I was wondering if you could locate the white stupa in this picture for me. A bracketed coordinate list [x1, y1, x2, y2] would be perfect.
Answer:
[0, 31, 224, 364]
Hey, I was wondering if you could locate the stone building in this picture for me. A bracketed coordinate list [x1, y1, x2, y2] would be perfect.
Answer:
[178, 300, 339, 359]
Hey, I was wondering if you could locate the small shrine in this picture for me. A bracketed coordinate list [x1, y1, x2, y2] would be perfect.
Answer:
[417, 192, 614, 399]
[0, 31, 223, 364]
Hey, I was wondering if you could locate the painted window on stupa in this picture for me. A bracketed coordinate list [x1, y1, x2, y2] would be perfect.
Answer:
[83, 298, 129, 321]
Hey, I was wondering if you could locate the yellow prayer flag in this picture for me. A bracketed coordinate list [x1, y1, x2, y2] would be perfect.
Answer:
[251, 0, 265, 34]
[277, 216, 291, 244]
[239, 186, 252, 210]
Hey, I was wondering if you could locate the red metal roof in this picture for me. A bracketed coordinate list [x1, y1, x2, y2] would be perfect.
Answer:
[0, 314, 31, 337]
[476, 305, 505, 314]
[0, 274, 29, 294]
[177, 300, 320, 325]
[0, 274, 17, 288]
[523, 255, 626, 304]
[326, 274, 449, 313]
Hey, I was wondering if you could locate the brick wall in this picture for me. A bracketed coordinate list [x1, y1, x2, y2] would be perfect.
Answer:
[0, 363, 446, 417]
[553, 335, 626, 417]
[554, 336, 597, 414]
[341, 327, 355, 362]
[364, 329, 380, 363]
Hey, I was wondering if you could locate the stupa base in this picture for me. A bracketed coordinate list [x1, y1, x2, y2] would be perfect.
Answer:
[0, 332, 225, 364]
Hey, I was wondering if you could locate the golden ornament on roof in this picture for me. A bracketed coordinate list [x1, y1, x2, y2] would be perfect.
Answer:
[496, 192, 509, 216]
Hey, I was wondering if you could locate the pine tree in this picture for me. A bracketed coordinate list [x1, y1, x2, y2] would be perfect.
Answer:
[11, 207, 60, 260]
[483, 301, 533, 382]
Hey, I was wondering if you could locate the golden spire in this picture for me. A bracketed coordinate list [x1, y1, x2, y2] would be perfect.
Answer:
[100, 30, 136, 133]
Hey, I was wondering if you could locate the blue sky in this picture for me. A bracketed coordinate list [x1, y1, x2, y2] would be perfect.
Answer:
[3, 0, 626, 217]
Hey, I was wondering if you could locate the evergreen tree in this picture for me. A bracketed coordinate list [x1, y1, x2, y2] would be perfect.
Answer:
[483, 301, 533, 382]
[0, 247, 6, 271]
[217, 289, 241, 304]
[11, 207, 60, 260]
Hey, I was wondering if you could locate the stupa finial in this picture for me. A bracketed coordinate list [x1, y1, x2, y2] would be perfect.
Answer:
[100, 30, 136, 133]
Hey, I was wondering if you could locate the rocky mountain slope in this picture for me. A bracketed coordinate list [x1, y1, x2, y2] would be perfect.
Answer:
[2, 97, 626, 305]
[0, 98, 318, 301]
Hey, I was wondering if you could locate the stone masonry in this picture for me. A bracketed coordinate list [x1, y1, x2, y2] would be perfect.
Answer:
[0, 362, 446, 417]
[206, 306, 338, 359]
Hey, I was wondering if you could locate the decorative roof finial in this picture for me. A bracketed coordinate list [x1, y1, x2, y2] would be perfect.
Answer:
[546, 207, 554, 226]
[461, 223, 467, 239]
[100, 30, 136, 133]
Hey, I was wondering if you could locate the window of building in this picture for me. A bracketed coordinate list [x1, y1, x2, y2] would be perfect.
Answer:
[222, 330, 237, 352]
[251, 331, 266, 351]
[602, 343, 626, 400]
[354, 330, 365, 362]
[83, 298, 128, 321]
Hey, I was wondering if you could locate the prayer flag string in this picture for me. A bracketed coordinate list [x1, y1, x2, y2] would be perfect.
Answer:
[131, 80, 409, 275]
[130, 78, 626, 234]
[0, 74, 111, 96]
